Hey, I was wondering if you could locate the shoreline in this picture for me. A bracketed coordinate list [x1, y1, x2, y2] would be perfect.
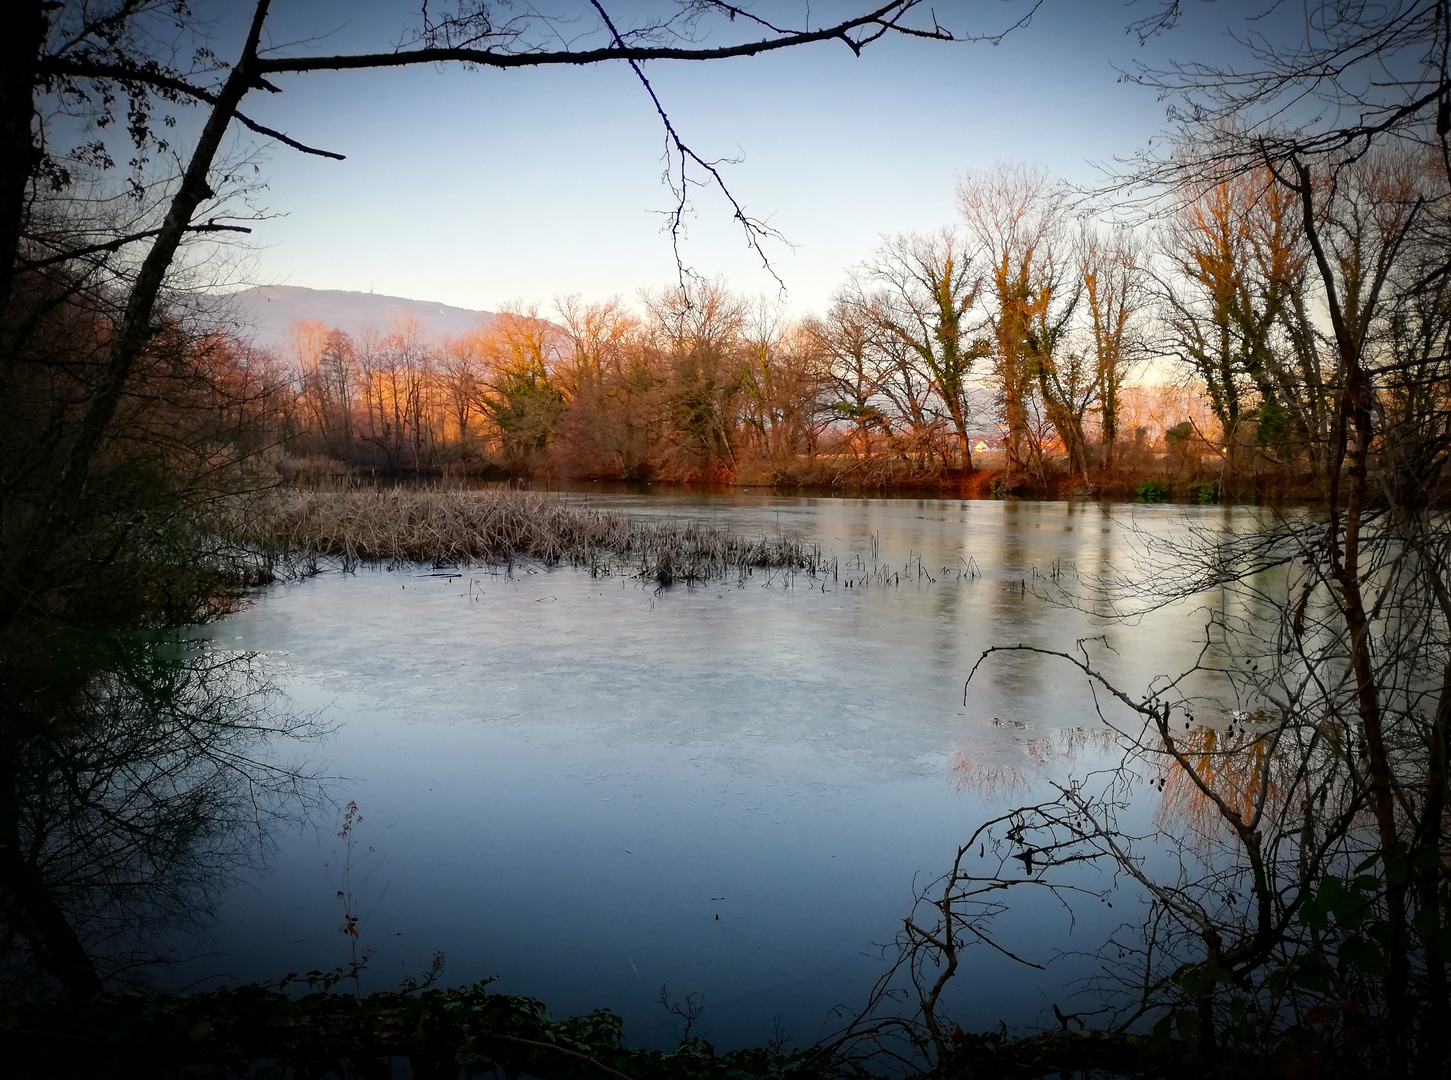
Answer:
[287, 465, 1337, 507]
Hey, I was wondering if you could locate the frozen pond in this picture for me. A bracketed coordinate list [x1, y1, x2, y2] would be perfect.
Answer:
[175, 495, 1241, 1048]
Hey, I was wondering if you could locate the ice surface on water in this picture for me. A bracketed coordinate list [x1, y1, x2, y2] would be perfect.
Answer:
[176, 496, 1237, 1048]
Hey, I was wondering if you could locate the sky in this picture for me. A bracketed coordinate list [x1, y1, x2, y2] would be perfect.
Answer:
[215, 1, 1259, 317]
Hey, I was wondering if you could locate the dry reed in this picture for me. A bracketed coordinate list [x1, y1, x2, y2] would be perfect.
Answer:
[229, 488, 827, 585]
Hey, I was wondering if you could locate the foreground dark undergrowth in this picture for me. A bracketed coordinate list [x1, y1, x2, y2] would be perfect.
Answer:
[0, 982, 1213, 1080]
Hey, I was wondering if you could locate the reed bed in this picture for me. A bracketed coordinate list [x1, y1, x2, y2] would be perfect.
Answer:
[231, 488, 828, 585]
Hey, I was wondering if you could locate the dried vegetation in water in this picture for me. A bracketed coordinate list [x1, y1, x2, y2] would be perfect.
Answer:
[229, 488, 828, 585]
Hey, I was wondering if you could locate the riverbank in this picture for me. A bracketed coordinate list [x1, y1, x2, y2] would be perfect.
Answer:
[282, 453, 1334, 506]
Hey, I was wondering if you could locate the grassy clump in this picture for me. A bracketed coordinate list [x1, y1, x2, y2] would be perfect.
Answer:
[232, 488, 827, 585]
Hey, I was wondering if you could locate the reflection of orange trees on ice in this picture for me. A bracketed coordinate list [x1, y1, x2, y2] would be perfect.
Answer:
[1025, 727, 1119, 767]
[949, 758, 1029, 798]
[1156, 722, 1278, 837]
[1156, 716, 1406, 847]
[951, 726, 1120, 797]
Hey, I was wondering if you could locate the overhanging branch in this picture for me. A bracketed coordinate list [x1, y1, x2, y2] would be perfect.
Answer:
[19, 221, 254, 272]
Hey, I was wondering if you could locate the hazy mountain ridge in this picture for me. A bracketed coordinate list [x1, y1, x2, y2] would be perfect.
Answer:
[227, 285, 497, 351]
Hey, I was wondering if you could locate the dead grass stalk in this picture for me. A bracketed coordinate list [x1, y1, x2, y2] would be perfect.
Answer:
[228, 488, 827, 585]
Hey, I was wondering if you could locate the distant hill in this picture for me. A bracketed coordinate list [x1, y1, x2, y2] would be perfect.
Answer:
[225, 285, 497, 351]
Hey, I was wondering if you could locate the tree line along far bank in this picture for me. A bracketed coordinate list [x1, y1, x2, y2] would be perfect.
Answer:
[226, 160, 1438, 501]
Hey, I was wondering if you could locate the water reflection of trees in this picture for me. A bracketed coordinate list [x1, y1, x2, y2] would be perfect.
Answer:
[854, 497, 1451, 1075]
[950, 757, 1029, 798]
[0, 634, 323, 999]
[950, 725, 1123, 798]
[1156, 722, 1281, 838]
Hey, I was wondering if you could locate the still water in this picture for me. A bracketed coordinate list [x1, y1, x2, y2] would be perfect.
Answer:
[176, 495, 1239, 1048]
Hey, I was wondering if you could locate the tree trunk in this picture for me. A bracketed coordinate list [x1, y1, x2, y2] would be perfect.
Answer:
[948, 402, 974, 471]
[0, 1, 47, 326]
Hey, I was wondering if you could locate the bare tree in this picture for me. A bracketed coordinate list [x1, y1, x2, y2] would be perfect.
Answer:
[439, 333, 486, 448]
[646, 281, 748, 478]
[1081, 225, 1148, 472]
[554, 295, 652, 477]
[1154, 165, 1323, 478]
[856, 231, 987, 470]
[738, 298, 829, 475]
[810, 298, 893, 461]
[959, 164, 1070, 487]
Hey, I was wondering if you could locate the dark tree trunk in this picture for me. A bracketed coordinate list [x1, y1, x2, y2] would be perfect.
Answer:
[0, 1, 47, 326]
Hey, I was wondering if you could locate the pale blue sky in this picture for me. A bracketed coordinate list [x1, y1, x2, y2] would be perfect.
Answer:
[225, 1, 1248, 315]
